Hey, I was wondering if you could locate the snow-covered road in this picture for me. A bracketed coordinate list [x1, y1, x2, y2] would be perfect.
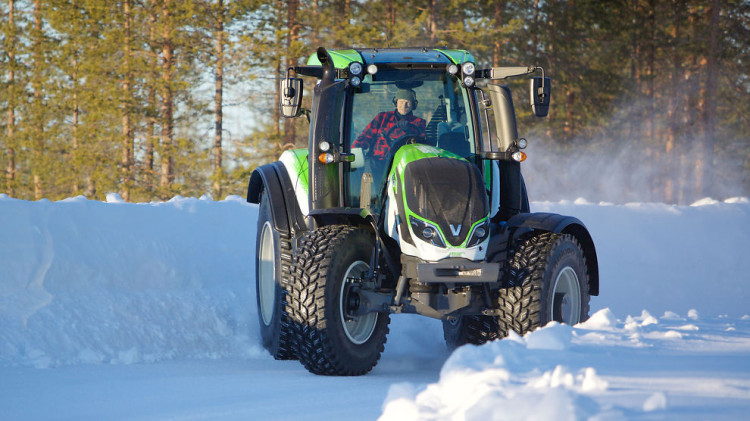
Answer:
[1, 194, 749, 419]
[2, 319, 449, 421]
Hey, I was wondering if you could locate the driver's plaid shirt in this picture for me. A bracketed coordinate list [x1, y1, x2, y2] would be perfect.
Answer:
[352, 110, 426, 158]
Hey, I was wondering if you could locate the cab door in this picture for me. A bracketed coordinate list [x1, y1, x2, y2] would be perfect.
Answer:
[477, 85, 529, 219]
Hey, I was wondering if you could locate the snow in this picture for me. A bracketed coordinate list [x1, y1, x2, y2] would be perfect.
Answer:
[1, 194, 749, 420]
[381, 314, 750, 420]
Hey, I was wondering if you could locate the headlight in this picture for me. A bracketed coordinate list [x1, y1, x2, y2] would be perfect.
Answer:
[461, 62, 475, 76]
[447, 64, 458, 75]
[466, 219, 489, 248]
[462, 76, 475, 87]
[367, 64, 378, 75]
[349, 62, 363, 76]
[409, 216, 446, 248]
[350, 76, 361, 87]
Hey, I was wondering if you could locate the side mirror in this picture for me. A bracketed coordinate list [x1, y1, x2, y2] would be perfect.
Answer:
[280, 77, 303, 118]
[530, 76, 551, 117]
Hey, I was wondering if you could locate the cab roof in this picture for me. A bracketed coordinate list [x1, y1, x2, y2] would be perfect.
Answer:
[306, 48, 476, 69]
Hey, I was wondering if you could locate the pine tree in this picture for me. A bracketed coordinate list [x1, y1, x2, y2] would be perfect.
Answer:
[2, 0, 19, 197]
[121, 0, 135, 201]
[157, 0, 176, 199]
[212, 0, 226, 199]
[0, 0, 746, 202]
[30, 0, 45, 199]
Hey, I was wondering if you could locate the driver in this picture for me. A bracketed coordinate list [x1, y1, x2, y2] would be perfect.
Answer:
[353, 88, 426, 159]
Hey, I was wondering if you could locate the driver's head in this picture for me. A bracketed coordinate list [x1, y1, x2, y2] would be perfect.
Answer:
[395, 89, 417, 115]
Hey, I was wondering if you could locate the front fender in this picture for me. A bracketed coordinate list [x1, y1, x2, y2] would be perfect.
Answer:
[247, 162, 307, 234]
[506, 212, 599, 296]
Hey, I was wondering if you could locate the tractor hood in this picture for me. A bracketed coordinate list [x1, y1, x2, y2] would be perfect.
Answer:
[386, 144, 490, 261]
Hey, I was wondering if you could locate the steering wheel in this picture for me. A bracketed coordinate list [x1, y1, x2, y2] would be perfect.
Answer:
[386, 135, 420, 158]
[383, 122, 421, 143]
[378, 123, 423, 159]
[363, 132, 420, 179]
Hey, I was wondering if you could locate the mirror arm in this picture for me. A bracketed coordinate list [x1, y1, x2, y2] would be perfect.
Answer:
[478, 66, 546, 87]
[290, 65, 324, 79]
[536, 67, 547, 103]
[478, 66, 536, 80]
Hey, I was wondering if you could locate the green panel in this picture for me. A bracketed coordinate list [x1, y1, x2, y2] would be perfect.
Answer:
[306, 49, 363, 69]
[390, 144, 465, 176]
[306, 48, 473, 68]
[280, 148, 309, 193]
[389, 144, 487, 249]
[434, 49, 476, 65]
[389, 144, 463, 200]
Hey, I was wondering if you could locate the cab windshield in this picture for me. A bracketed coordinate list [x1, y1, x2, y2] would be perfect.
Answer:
[345, 69, 476, 214]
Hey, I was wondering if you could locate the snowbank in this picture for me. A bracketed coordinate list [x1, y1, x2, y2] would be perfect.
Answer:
[0, 195, 264, 368]
[381, 309, 750, 420]
[1, 195, 748, 368]
[535, 197, 750, 317]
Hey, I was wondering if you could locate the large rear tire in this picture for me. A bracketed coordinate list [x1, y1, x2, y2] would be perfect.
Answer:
[497, 232, 591, 336]
[255, 189, 296, 360]
[288, 225, 390, 376]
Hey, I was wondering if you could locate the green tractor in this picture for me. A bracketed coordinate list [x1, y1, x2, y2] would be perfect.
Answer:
[247, 47, 599, 376]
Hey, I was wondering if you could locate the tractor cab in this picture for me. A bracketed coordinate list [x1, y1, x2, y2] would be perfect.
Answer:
[344, 65, 478, 216]
[281, 47, 548, 223]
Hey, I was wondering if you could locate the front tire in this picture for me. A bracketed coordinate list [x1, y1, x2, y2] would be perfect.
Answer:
[497, 232, 591, 336]
[255, 190, 296, 360]
[288, 226, 390, 376]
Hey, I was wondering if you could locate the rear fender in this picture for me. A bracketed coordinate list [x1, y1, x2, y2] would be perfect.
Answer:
[506, 212, 599, 296]
[247, 162, 307, 234]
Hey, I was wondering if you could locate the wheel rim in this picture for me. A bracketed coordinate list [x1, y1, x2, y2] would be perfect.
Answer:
[551, 266, 582, 325]
[339, 260, 378, 345]
[258, 221, 276, 326]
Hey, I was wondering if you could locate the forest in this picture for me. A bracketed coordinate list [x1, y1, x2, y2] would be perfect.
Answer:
[0, 0, 748, 203]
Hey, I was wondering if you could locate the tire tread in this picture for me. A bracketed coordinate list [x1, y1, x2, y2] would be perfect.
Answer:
[497, 232, 591, 337]
[288, 225, 389, 376]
